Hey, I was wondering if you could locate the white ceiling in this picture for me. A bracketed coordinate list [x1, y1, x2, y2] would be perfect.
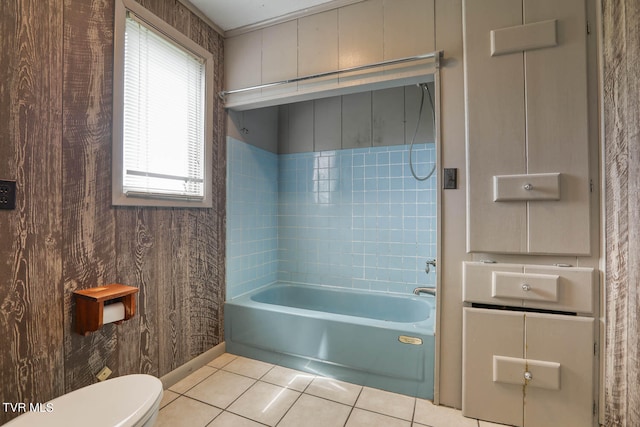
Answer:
[188, 0, 338, 32]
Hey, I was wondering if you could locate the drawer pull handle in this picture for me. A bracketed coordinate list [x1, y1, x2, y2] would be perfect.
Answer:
[522, 283, 531, 291]
[523, 183, 533, 191]
[524, 371, 533, 381]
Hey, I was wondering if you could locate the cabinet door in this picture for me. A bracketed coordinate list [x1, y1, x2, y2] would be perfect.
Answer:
[524, 0, 590, 254]
[463, 308, 524, 426]
[262, 21, 298, 97]
[464, 0, 527, 253]
[464, 0, 591, 255]
[224, 31, 262, 104]
[463, 308, 596, 427]
[525, 313, 595, 427]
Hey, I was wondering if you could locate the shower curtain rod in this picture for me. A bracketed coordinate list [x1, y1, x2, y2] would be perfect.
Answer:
[218, 50, 443, 100]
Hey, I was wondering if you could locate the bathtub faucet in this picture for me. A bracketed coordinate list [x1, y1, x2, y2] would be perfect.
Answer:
[425, 258, 437, 274]
[413, 287, 436, 296]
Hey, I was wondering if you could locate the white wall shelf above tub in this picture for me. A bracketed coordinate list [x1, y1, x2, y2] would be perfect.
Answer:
[221, 52, 441, 111]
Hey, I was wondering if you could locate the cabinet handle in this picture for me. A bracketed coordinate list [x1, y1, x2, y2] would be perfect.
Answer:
[521, 283, 531, 291]
[523, 183, 533, 191]
[524, 371, 533, 381]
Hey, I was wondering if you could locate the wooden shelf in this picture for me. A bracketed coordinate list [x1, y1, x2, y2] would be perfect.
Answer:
[73, 284, 139, 336]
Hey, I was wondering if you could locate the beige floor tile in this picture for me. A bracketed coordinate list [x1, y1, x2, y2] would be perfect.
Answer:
[155, 396, 221, 427]
[278, 393, 352, 427]
[207, 352, 237, 369]
[346, 408, 411, 427]
[185, 370, 255, 409]
[168, 365, 217, 394]
[305, 376, 362, 406]
[414, 399, 478, 427]
[159, 390, 180, 409]
[479, 420, 512, 426]
[355, 386, 415, 421]
[223, 356, 274, 379]
[260, 365, 315, 391]
[227, 381, 300, 426]
[208, 411, 265, 427]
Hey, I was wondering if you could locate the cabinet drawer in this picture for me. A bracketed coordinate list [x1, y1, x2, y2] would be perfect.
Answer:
[463, 262, 595, 314]
[493, 172, 560, 202]
[493, 271, 559, 302]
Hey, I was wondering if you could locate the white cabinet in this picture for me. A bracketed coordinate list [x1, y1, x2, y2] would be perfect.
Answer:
[464, 0, 591, 255]
[463, 262, 596, 314]
[463, 308, 595, 427]
[223, 0, 436, 110]
[462, 262, 598, 426]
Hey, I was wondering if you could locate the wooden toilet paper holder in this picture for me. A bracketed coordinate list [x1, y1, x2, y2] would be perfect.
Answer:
[73, 284, 139, 336]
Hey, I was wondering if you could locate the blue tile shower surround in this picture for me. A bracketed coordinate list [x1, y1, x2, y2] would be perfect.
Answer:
[226, 138, 279, 298]
[226, 137, 437, 298]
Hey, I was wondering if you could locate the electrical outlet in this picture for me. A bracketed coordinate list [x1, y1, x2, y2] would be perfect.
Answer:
[0, 180, 16, 210]
[96, 366, 112, 382]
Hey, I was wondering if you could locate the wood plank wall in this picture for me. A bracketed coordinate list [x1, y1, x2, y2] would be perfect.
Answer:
[0, 0, 225, 423]
[603, 0, 640, 426]
[0, 0, 65, 417]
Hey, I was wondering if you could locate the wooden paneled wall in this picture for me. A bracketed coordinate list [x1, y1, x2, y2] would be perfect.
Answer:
[603, 0, 640, 426]
[0, 0, 225, 423]
[0, 0, 65, 417]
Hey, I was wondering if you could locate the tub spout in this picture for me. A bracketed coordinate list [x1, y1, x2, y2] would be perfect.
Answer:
[414, 287, 436, 296]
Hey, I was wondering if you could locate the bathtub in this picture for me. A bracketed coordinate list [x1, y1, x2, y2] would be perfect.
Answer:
[225, 282, 435, 399]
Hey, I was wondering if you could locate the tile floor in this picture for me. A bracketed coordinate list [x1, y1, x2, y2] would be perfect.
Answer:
[157, 353, 506, 427]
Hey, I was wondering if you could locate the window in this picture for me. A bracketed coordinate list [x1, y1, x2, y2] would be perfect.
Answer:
[112, 0, 213, 207]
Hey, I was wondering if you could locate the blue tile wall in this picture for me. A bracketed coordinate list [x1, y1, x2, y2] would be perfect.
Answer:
[226, 137, 279, 298]
[227, 138, 437, 298]
[277, 144, 437, 294]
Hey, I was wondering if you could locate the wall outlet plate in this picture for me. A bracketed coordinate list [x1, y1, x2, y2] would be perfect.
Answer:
[96, 366, 112, 381]
[0, 180, 16, 209]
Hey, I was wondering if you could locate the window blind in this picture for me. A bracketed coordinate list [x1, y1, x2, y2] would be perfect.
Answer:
[122, 13, 205, 199]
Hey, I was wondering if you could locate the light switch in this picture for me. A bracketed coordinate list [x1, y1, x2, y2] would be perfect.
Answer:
[443, 168, 457, 189]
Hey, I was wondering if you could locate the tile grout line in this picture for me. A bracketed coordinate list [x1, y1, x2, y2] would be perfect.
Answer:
[196, 366, 267, 425]
[411, 393, 417, 425]
[349, 389, 417, 425]
[215, 361, 274, 420]
[163, 354, 483, 427]
[341, 385, 364, 427]
[272, 382, 304, 426]
[205, 358, 273, 426]
[260, 363, 303, 427]
[164, 356, 257, 423]
[168, 366, 218, 396]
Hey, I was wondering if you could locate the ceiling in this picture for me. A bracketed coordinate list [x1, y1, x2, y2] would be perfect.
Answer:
[188, 0, 339, 32]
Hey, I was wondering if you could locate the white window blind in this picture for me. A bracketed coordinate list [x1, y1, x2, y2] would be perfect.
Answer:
[122, 12, 206, 199]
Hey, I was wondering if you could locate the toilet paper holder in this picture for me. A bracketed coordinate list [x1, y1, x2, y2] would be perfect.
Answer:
[73, 284, 139, 336]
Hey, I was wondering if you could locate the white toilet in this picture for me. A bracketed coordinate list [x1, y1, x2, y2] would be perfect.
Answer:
[5, 374, 163, 427]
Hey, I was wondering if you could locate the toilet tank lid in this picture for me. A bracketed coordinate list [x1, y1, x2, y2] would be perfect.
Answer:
[4, 374, 163, 427]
